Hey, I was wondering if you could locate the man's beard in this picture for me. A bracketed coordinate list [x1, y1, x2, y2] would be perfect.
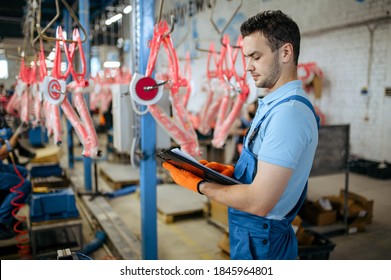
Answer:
[257, 52, 281, 89]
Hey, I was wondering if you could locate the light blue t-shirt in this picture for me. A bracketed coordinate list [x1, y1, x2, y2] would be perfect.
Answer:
[245, 80, 318, 220]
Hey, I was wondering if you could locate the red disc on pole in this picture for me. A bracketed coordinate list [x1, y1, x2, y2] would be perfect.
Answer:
[135, 76, 159, 101]
[130, 74, 163, 106]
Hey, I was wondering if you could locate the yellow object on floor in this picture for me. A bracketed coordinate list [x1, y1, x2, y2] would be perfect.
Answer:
[30, 146, 62, 164]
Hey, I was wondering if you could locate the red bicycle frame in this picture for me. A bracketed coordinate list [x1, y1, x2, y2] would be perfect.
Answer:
[143, 20, 200, 156]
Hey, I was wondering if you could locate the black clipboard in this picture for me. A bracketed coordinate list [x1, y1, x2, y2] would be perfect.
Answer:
[155, 147, 240, 185]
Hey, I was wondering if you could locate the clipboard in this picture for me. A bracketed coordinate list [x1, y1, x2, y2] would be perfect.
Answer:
[155, 147, 241, 185]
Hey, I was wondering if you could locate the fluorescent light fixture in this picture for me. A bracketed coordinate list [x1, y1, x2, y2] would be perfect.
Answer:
[0, 60, 8, 79]
[103, 61, 120, 68]
[105, 13, 122, 25]
[0, 49, 8, 78]
[123, 5, 132, 14]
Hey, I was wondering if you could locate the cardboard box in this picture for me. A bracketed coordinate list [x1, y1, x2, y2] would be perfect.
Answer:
[218, 231, 230, 258]
[291, 215, 303, 234]
[339, 190, 374, 224]
[348, 218, 367, 234]
[301, 200, 337, 226]
[208, 199, 228, 230]
[297, 227, 315, 246]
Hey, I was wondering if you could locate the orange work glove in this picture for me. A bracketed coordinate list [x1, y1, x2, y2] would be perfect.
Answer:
[198, 160, 234, 177]
[162, 162, 206, 194]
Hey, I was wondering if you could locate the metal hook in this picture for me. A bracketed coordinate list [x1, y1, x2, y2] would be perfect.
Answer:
[121, 80, 169, 97]
[145, 80, 169, 90]
[220, 36, 242, 49]
[34, 0, 88, 44]
[195, 39, 221, 54]
[31, 0, 60, 46]
[163, 15, 175, 38]
[210, 0, 243, 48]
[157, 0, 165, 24]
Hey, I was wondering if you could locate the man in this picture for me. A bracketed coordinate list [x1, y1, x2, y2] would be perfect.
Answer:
[163, 10, 319, 259]
[0, 124, 32, 239]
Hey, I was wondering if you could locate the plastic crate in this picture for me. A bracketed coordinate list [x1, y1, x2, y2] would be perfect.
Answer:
[30, 163, 64, 178]
[32, 175, 70, 190]
[366, 161, 391, 180]
[28, 126, 49, 147]
[349, 159, 378, 175]
[298, 230, 336, 260]
[30, 188, 79, 222]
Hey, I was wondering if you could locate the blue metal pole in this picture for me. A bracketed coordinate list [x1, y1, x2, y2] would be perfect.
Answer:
[138, 0, 157, 260]
[79, 0, 92, 191]
[63, 9, 74, 169]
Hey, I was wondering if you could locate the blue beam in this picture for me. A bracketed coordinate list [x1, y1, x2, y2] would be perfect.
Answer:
[63, 10, 74, 169]
[138, 0, 158, 260]
[79, 0, 92, 191]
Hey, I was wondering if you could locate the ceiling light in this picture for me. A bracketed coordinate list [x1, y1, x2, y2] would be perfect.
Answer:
[103, 61, 120, 68]
[0, 60, 8, 79]
[105, 13, 122, 25]
[123, 5, 132, 14]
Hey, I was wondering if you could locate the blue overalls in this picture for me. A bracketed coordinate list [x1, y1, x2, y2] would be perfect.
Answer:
[229, 95, 319, 260]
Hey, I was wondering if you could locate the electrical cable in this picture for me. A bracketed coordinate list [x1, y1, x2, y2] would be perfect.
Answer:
[75, 251, 93, 260]
[8, 151, 31, 258]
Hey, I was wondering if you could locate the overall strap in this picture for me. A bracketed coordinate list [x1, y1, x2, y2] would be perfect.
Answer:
[247, 95, 320, 148]
[285, 182, 308, 220]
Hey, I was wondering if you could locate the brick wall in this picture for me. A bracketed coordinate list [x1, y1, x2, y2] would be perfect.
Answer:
[258, 0, 391, 161]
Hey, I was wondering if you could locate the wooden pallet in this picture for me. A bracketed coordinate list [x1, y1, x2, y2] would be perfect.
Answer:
[157, 184, 205, 224]
[30, 146, 62, 164]
[99, 164, 140, 190]
[158, 208, 205, 224]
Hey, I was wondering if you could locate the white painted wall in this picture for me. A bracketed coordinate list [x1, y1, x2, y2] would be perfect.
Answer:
[157, 0, 391, 162]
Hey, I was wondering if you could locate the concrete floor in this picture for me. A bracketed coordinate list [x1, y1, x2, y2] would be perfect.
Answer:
[7, 135, 388, 261]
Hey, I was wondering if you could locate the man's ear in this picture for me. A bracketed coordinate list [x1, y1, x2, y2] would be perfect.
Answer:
[281, 43, 294, 64]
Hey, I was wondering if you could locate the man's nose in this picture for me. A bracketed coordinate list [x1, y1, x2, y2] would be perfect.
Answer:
[245, 61, 254, 72]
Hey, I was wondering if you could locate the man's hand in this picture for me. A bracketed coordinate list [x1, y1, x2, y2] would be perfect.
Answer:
[162, 162, 205, 194]
[199, 160, 234, 177]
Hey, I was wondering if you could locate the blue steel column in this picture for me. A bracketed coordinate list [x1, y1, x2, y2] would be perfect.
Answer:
[63, 10, 74, 169]
[138, 0, 157, 259]
[79, 0, 92, 191]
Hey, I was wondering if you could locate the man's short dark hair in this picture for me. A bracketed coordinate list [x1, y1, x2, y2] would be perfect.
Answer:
[240, 10, 301, 65]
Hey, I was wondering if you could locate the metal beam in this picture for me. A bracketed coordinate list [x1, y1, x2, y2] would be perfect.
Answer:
[79, 0, 93, 191]
[136, 0, 158, 260]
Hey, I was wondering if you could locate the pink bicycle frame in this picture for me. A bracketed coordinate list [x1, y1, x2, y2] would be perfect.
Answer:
[48, 27, 100, 157]
[212, 35, 250, 148]
[197, 42, 223, 136]
[144, 21, 200, 156]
